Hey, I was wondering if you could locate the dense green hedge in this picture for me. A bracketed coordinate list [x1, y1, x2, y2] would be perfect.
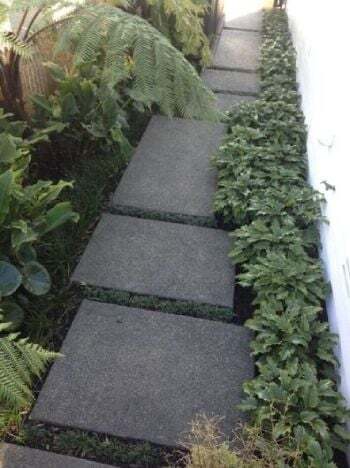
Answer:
[213, 10, 350, 466]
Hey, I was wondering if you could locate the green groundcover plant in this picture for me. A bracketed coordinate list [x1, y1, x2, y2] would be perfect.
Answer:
[212, 9, 350, 467]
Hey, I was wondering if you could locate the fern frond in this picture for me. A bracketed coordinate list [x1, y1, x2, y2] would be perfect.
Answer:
[60, 4, 218, 120]
[0, 32, 33, 59]
[0, 334, 57, 410]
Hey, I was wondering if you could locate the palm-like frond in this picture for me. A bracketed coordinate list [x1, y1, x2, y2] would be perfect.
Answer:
[56, 4, 218, 120]
[0, 333, 56, 410]
[0, 32, 33, 59]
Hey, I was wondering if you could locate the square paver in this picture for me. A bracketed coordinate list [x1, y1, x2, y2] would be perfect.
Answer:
[113, 116, 226, 219]
[31, 301, 254, 447]
[0, 444, 115, 468]
[202, 69, 259, 95]
[225, 10, 263, 31]
[215, 92, 256, 112]
[212, 30, 260, 71]
[72, 214, 234, 308]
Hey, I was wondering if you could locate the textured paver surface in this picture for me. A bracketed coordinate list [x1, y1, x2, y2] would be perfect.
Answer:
[212, 30, 260, 71]
[0, 444, 115, 468]
[225, 10, 263, 31]
[202, 68, 259, 95]
[72, 214, 234, 307]
[215, 92, 256, 111]
[113, 116, 226, 219]
[31, 301, 254, 448]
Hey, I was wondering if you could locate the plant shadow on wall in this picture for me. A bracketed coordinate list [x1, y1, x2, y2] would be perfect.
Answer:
[0, 0, 219, 441]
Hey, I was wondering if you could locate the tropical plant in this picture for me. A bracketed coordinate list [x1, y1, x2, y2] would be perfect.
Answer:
[0, 334, 56, 429]
[132, 0, 211, 65]
[0, 109, 78, 431]
[0, 0, 217, 120]
[32, 62, 132, 159]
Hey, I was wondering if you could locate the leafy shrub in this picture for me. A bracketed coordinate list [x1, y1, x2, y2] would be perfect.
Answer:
[0, 109, 78, 430]
[212, 10, 350, 466]
[32, 62, 132, 160]
[140, 0, 211, 65]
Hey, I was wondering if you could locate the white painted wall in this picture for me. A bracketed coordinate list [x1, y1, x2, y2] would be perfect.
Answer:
[287, 0, 350, 409]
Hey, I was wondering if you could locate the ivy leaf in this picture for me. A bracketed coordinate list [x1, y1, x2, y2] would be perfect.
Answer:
[22, 261, 51, 296]
[0, 261, 22, 296]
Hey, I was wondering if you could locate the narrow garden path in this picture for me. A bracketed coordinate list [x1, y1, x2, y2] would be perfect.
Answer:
[3, 4, 263, 467]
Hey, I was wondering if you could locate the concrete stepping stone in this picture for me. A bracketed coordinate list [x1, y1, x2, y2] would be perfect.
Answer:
[112, 116, 226, 220]
[215, 93, 256, 112]
[72, 214, 234, 308]
[31, 301, 254, 448]
[0, 444, 115, 468]
[202, 68, 259, 95]
[212, 30, 260, 71]
[225, 10, 263, 31]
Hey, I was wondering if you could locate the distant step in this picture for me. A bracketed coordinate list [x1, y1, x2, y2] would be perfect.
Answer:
[31, 301, 254, 448]
[0, 444, 115, 468]
[72, 214, 234, 308]
[112, 116, 226, 221]
[202, 68, 259, 95]
[212, 30, 260, 72]
[225, 10, 263, 31]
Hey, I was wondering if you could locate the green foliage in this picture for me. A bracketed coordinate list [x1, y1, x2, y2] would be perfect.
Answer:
[17, 423, 174, 467]
[0, 110, 77, 431]
[213, 9, 350, 466]
[143, 0, 211, 65]
[85, 286, 233, 322]
[3, 0, 218, 121]
[32, 62, 132, 158]
[54, 2, 218, 120]
[0, 335, 56, 415]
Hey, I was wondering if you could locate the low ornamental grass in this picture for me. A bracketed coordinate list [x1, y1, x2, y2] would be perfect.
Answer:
[212, 9, 350, 467]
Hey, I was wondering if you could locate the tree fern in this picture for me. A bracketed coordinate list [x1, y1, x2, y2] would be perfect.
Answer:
[55, 4, 218, 120]
[147, 0, 211, 66]
[5, 0, 218, 121]
[0, 333, 56, 410]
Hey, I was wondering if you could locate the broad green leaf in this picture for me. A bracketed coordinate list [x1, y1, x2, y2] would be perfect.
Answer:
[0, 169, 13, 222]
[41, 202, 79, 234]
[22, 261, 51, 296]
[0, 133, 18, 163]
[16, 244, 37, 265]
[61, 93, 79, 121]
[30, 94, 52, 113]
[11, 220, 38, 251]
[44, 61, 66, 81]
[0, 261, 22, 296]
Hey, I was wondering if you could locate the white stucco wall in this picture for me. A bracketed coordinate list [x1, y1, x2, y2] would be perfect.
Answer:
[287, 0, 350, 408]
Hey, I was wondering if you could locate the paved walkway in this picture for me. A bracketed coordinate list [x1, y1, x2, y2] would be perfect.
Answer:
[3, 3, 263, 466]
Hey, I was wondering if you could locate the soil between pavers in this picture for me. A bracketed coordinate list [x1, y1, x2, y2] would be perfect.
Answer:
[202, 68, 259, 95]
[30, 301, 254, 448]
